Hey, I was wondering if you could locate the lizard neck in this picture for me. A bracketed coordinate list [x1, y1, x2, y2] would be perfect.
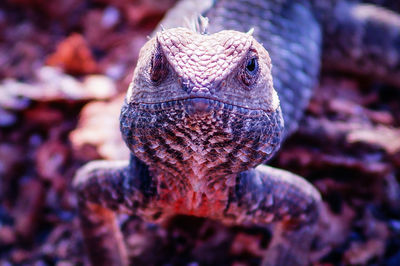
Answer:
[121, 98, 283, 206]
[151, 168, 235, 215]
[128, 153, 236, 217]
[133, 107, 248, 196]
[136, 155, 239, 218]
[148, 156, 238, 197]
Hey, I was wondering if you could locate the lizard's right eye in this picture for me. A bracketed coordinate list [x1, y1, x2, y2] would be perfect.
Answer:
[241, 56, 259, 86]
[150, 50, 168, 83]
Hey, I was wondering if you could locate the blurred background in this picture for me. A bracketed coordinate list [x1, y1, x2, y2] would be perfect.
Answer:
[0, 0, 399, 265]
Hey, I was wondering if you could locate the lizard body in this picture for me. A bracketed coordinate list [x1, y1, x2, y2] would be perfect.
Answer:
[74, 0, 400, 265]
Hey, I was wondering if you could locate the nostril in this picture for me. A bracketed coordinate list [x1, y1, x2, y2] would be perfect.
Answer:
[191, 86, 210, 94]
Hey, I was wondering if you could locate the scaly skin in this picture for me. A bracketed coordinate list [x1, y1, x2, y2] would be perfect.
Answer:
[74, 0, 400, 265]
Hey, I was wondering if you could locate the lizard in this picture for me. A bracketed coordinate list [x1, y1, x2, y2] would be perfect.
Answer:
[73, 0, 400, 265]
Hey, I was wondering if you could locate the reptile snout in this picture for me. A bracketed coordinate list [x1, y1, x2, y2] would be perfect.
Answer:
[183, 97, 212, 116]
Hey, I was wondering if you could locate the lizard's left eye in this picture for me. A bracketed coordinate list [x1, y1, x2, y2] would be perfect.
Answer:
[150, 50, 168, 83]
[246, 58, 258, 74]
[241, 56, 259, 86]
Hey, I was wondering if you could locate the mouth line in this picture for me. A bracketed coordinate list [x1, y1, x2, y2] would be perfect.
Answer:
[133, 96, 273, 113]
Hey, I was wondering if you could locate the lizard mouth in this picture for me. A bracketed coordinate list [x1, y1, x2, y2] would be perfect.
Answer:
[133, 96, 274, 117]
[183, 97, 213, 116]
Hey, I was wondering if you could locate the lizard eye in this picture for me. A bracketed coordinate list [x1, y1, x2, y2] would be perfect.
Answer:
[241, 56, 259, 86]
[246, 58, 258, 74]
[150, 49, 168, 83]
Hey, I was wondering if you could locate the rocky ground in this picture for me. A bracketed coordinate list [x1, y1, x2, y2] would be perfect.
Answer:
[0, 0, 399, 265]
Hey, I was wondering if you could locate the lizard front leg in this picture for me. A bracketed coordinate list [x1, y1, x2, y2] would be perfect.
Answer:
[73, 157, 151, 266]
[226, 165, 322, 266]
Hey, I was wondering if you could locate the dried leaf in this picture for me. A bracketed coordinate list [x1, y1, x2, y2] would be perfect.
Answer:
[347, 125, 400, 155]
[70, 94, 129, 160]
[46, 33, 98, 75]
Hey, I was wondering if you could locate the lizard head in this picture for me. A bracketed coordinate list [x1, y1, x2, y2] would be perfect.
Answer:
[120, 27, 284, 181]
